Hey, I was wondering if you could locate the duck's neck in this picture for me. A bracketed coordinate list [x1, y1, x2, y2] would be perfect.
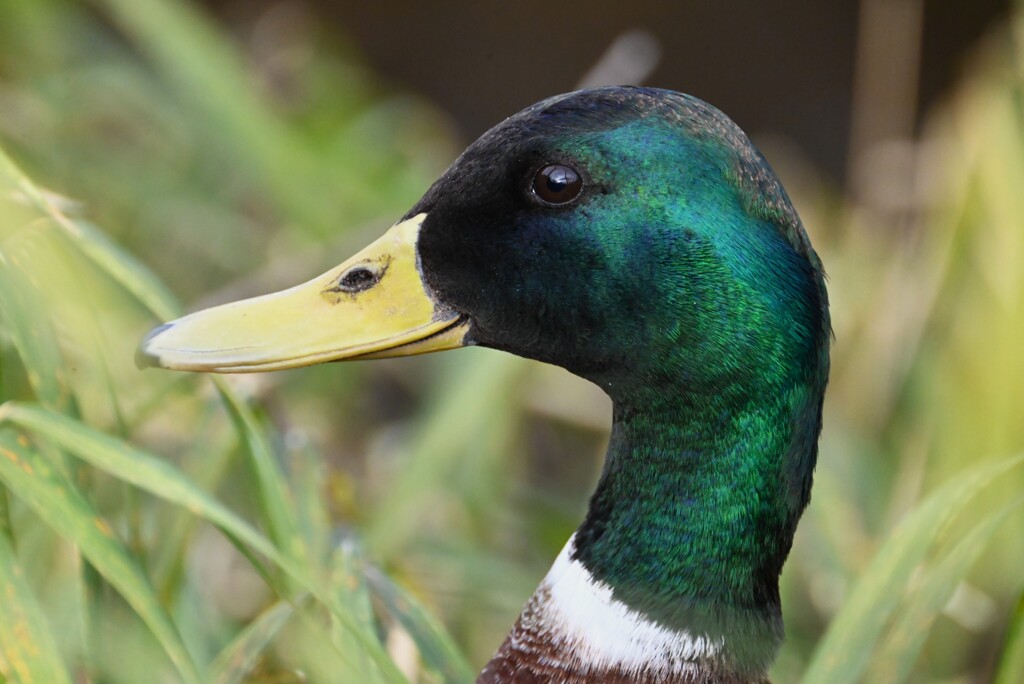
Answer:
[481, 386, 821, 683]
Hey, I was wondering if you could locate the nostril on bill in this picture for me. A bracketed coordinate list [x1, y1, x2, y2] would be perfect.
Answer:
[335, 264, 383, 293]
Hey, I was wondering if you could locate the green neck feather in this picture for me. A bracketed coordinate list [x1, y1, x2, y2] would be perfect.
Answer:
[555, 118, 829, 671]
[572, 376, 823, 670]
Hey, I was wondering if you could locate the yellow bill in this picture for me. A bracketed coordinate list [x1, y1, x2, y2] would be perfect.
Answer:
[137, 213, 469, 372]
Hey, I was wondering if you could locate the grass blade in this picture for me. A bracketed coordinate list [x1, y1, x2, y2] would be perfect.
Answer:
[866, 498, 1024, 682]
[0, 402, 407, 683]
[207, 599, 298, 684]
[800, 454, 1024, 684]
[329, 541, 384, 684]
[91, 0, 356, 237]
[215, 385, 302, 563]
[0, 401, 281, 563]
[55, 219, 181, 322]
[0, 147, 179, 321]
[151, 427, 237, 600]
[366, 351, 525, 557]
[0, 486, 10, 543]
[0, 431, 200, 684]
[995, 590, 1024, 684]
[0, 239, 72, 413]
[367, 566, 476, 684]
[0, 533, 73, 684]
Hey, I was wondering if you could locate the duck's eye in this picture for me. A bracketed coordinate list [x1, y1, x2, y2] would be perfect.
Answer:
[532, 164, 583, 205]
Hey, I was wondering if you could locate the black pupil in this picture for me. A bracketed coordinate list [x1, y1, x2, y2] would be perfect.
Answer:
[534, 164, 581, 204]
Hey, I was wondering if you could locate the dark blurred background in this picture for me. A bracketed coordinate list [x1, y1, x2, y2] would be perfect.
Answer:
[206, 0, 1009, 182]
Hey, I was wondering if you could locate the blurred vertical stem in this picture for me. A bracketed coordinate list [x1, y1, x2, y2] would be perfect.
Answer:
[995, 590, 1024, 684]
[217, 385, 302, 564]
[366, 351, 526, 558]
[0, 532, 73, 684]
[89, 0, 365, 237]
[330, 541, 382, 684]
[847, 0, 923, 201]
[0, 486, 10, 545]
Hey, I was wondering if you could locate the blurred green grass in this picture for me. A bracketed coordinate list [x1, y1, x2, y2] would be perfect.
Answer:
[0, 1, 1022, 682]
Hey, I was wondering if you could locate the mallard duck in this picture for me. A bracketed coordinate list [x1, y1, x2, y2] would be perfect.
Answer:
[139, 86, 830, 684]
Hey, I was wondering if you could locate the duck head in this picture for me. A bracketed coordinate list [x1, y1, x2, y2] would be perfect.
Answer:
[140, 86, 830, 682]
[141, 86, 826, 401]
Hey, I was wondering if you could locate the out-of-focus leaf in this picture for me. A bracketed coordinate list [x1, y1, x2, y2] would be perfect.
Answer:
[0, 487, 9, 543]
[150, 424, 237, 599]
[995, 590, 1024, 684]
[0, 162, 72, 412]
[866, 498, 1024, 682]
[0, 430, 200, 684]
[0, 148, 179, 322]
[92, 0, 360, 237]
[0, 263, 63, 407]
[0, 402, 279, 561]
[56, 219, 180, 322]
[330, 540, 383, 684]
[366, 351, 526, 557]
[800, 454, 1024, 684]
[0, 402, 407, 683]
[207, 599, 297, 684]
[367, 566, 475, 684]
[216, 386, 301, 563]
[0, 533, 72, 684]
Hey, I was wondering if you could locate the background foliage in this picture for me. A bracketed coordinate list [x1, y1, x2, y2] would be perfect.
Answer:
[0, 1, 1022, 682]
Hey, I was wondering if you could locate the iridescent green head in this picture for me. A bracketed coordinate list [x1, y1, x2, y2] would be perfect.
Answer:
[415, 87, 829, 410]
